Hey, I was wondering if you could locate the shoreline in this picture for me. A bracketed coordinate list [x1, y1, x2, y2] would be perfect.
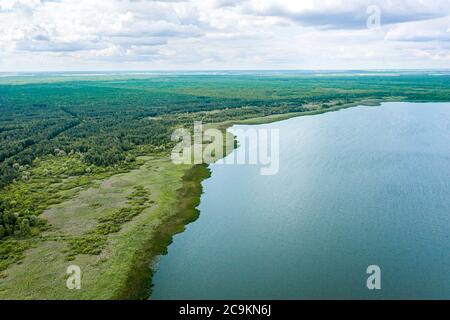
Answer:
[144, 101, 445, 296]
[143, 97, 450, 299]
[4, 98, 439, 299]
[116, 164, 211, 300]
[143, 98, 387, 299]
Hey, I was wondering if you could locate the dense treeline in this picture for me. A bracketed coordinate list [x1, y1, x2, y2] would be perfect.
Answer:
[1, 73, 450, 237]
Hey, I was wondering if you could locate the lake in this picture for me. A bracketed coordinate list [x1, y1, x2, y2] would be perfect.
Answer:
[151, 102, 450, 299]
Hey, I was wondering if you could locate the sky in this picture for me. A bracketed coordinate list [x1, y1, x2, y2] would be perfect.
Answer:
[0, 0, 450, 71]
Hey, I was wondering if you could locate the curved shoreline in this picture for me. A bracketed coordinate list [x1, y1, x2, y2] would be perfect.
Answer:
[143, 99, 383, 299]
[146, 101, 450, 300]
[130, 98, 449, 299]
[114, 164, 211, 300]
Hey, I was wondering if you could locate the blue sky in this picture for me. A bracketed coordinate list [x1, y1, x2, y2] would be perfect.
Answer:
[0, 0, 449, 71]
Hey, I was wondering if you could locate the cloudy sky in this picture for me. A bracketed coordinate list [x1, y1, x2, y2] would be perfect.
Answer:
[1, 0, 450, 71]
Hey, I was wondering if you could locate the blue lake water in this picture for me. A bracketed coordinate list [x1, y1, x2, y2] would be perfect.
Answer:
[151, 102, 450, 299]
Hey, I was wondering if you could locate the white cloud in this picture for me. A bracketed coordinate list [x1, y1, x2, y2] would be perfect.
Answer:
[385, 16, 450, 42]
[0, 0, 449, 70]
[237, 0, 450, 28]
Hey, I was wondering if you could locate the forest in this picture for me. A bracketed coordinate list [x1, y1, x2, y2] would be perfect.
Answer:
[1, 72, 450, 241]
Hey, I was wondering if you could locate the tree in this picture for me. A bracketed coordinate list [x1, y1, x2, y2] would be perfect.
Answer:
[19, 219, 31, 236]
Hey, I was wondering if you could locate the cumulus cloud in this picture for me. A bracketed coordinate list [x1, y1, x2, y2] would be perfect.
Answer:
[0, 0, 449, 70]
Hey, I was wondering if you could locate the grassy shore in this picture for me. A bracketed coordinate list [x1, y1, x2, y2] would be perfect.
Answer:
[0, 98, 402, 299]
[0, 156, 193, 299]
[213, 98, 387, 129]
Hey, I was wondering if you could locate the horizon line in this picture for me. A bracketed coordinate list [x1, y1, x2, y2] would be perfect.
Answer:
[1, 68, 450, 74]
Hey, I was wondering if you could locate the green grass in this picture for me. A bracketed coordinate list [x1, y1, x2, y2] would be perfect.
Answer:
[0, 154, 141, 274]
[0, 155, 191, 299]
